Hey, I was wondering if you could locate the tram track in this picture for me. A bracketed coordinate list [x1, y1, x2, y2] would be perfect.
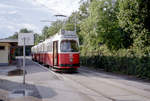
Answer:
[77, 68, 150, 99]
[60, 69, 150, 100]
[61, 74, 118, 101]
[33, 61, 150, 101]
[79, 68, 150, 97]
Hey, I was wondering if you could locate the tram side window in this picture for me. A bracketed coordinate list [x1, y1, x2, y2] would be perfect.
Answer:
[60, 40, 79, 52]
[47, 42, 52, 52]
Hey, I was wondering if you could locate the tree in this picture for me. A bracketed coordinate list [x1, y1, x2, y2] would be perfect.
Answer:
[19, 28, 33, 33]
[34, 33, 41, 45]
[7, 32, 18, 39]
[7, 28, 33, 39]
[118, 0, 150, 52]
[42, 26, 49, 39]
[46, 20, 64, 38]
[78, 1, 90, 20]
[80, 0, 127, 51]
[64, 12, 83, 45]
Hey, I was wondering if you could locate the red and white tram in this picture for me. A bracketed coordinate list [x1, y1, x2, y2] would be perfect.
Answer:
[31, 29, 80, 71]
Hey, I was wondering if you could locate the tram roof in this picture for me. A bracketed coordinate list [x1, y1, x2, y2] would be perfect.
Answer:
[32, 29, 79, 47]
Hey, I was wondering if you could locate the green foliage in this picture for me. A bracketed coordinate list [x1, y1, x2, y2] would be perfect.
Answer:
[47, 20, 64, 37]
[79, 0, 150, 79]
[118, 0, 150, 50]
[7, 32, 18, 39]
[34, 33, 41, 45]
[7, 28, 33, 39]
[78, 1, 89, 20]
[80, 47, 150, 79]
[42, 26, 49, 39]
[19, 28, 33, 33]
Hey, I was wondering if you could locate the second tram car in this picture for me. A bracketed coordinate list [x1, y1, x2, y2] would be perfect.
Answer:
[31, 29, 80, 71]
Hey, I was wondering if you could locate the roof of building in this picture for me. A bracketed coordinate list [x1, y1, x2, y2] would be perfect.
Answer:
[0, 38, 18, 43]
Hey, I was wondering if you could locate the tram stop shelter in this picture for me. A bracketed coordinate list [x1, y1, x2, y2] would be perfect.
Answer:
[0, 39, 18, 65]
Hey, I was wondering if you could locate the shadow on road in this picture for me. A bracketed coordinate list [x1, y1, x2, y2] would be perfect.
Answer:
[0, 78, 57, 100]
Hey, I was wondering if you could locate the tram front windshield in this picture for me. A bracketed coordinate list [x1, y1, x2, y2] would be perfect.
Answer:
[60, 40, 79, 52]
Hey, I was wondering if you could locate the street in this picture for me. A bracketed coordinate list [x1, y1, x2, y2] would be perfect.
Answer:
[0, 58, 150, 101]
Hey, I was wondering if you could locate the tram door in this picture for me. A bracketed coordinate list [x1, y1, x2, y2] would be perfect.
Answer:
[53, 41, 58, 66]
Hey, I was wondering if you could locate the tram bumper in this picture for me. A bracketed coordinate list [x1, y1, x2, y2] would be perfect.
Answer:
[53, 64, 79, 72]
[59, 64, 80, 68]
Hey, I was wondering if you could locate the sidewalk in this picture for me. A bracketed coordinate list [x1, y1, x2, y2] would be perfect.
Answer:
[0, 65, 17, 76]
[0, 65, 42, 101]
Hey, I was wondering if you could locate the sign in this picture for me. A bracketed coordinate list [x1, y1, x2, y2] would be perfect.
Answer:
[18, 33, 34, 46]
[18, 33, 34, 85]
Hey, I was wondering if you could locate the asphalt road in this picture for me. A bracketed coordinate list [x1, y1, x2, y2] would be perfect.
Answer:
[21, 58, 150, 101]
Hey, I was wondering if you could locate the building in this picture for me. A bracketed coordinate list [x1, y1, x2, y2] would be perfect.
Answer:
[0, 39, 18, 65]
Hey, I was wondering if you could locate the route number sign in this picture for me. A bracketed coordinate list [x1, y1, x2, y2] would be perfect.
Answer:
[18, 33, 34, 46]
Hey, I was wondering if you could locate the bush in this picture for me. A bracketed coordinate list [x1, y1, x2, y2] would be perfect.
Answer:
[80, 47, 150, 79]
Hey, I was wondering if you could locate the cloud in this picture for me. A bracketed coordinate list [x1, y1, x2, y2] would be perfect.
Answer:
[22, 23, 40, 32]
[31, 0, 80, 16]
[0, 0, 81, 39]
[8, 10, 18, 14]
[0, 10, 18, 15]
[7, 25, 15, 30]
[0, 3, 14, 8]
[0, 23, 40, 37]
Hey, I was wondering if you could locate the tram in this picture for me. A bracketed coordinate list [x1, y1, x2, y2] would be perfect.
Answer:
[31, 29, 80, 71]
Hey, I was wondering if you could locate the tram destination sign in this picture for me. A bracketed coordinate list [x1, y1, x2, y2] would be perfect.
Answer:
[18, 33, 34, 46]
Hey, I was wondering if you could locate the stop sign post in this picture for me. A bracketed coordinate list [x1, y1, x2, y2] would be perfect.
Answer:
[18, 33, 34, 84]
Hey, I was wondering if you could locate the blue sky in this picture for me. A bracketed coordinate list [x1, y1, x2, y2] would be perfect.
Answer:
[0, 0, 80, 39]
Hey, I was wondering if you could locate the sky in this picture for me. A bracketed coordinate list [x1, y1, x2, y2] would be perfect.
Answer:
[0, 0, 81, 39]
